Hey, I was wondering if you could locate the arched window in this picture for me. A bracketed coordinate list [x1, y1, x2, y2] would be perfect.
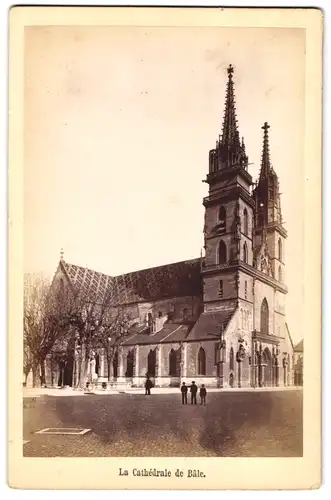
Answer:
[278, 266, 282, 283]
[183, 308, 188, 321]
[229, 347, 234, 371]
[197, 347, 206, 375]
[244, 280, 248, 300]
[113, 352, 118, 379]
[260, 298, 269, 334]
[243, 242, 248, 263]
[126, 350, 134, 377]
[278, 238, 282, 261]
[147, 349, 156, 377]
[243, 208, 248, 235]
[169, 349, 177, 376]
[95, 354, 100, 375]
[218, 240, 227, 264]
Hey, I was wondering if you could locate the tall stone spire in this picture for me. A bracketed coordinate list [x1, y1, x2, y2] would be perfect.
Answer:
[220, 64, 241, 150]
[259, 122, 271, 181]
[253, 122, 283, 229]
[208, 65, 248, 173]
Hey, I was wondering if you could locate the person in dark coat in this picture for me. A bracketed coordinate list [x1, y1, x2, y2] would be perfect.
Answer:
[180, 382, 188, 404]
[199, 384, 207, 405]
[145, 375, 153, 395]
[190, 381, 198, 405]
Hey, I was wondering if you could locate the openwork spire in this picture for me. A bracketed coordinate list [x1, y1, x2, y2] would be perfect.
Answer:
[208, 65, 248, 174]
[259, 122, 271, 180]
[221, 65, 241, 150]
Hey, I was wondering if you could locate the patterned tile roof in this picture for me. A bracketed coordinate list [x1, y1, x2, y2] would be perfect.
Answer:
[185, 308, 236, 341]
[61, 258, 203, 305]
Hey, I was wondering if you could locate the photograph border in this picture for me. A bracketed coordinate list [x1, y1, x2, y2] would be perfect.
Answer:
[8, 6, 322, 490]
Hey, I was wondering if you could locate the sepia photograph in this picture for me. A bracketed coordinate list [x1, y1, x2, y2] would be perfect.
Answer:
[8, 6, 322, 490]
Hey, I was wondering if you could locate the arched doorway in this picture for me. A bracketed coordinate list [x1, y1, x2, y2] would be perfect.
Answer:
[262, 347, 272, 386]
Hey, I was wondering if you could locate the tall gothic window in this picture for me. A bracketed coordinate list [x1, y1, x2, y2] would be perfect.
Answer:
[197, 347, 206, 375]
[229, 347, 234, 371]
[218, 240, 227, 264]
[260, 298, 269, 334]
[169, 349, 177, 376]
[278, 238, 282, 261]
[126, 350, 134, 377]
[278, 266, 282, 283]
[147, 349, 156, 377]
[243, 208, 248, 235]
[243, 242, 248, 263]
[245, 280, 248, 300]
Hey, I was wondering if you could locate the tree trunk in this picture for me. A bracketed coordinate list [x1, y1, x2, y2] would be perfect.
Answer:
[40, 360, 46, 387]
[107, 356, 112, 381]
[32, 363, 41, 388]
[78, 345, 90, 389]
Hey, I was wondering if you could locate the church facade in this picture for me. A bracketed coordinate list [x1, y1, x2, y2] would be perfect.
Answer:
[46, 65, 294, 390]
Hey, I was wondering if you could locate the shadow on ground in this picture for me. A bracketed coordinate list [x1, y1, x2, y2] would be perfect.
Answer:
[23, 391, 303, 457]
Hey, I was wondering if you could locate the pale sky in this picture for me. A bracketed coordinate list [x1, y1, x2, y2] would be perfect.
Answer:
[24, 26, 305, 343]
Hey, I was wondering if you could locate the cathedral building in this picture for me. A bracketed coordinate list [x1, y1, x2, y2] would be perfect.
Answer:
[47, 65, 294, 389]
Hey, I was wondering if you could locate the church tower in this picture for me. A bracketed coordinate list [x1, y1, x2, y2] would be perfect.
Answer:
[252, 123, 287, 285]
[202, 65, 255, 322]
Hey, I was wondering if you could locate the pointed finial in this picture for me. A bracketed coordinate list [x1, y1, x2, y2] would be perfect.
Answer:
[227, 64, 234, 78]
[262, 122, 270, 132]
[60, 248, 64, 261]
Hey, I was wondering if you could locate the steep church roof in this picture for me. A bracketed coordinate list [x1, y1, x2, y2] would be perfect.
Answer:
[60, 257, 203, 305]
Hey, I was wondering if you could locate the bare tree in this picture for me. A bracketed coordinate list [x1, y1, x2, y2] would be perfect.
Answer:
[66, 286, 122, 388]
[94, 308, 132, 382]
[23, 274, 72, 387]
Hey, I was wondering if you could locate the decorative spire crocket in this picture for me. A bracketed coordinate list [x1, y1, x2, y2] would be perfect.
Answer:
[208, 65, 248, 173]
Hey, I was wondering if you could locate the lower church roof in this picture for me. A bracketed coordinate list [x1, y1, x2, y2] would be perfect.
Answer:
[123, 323, 190, 346]
[185, 308, 236, 341]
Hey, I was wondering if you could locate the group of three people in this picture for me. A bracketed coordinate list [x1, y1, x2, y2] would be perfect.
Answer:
[144, 376, 207, 405]
[181, 381, 207, 405]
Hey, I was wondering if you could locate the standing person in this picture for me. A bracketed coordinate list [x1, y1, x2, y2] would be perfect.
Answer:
[181, 382, 188, 404]
[200, 384, 207, 405]
[145, 375, 153, 395]
[190, 381, 198, 405]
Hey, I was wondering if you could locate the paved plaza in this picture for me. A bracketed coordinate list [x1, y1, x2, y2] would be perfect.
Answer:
[23, 390, 303, 457]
